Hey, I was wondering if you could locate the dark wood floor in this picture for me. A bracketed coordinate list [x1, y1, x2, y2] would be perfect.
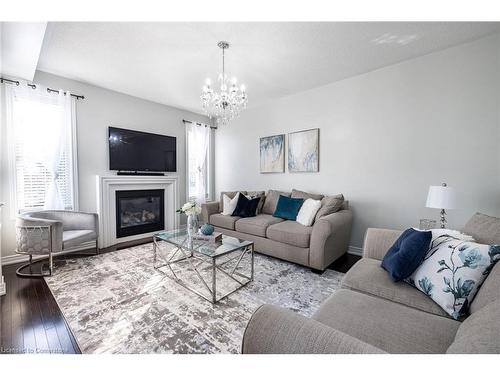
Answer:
[0, 241, 360, 355]
[328, 253, 361, 273]
[0, 262, 81, 354]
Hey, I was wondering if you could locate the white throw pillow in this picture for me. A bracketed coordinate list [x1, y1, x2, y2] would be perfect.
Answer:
[296, 198, 322, 226]
[222, 192, 240, 216]
[406, 238, 500, 319]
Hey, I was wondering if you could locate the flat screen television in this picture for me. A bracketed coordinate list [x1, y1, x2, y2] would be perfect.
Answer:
[108, 126, 177, 172]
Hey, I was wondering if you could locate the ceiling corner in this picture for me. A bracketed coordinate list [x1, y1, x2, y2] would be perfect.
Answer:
[1, 22, 47, 81]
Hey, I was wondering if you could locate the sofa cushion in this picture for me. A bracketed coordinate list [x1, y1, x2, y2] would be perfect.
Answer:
[456, 212, 500, 314]
[470, 261, 500, 314]
[209, 213, 240, 230]
[342, 258, 449, 318]
[463, 212, 500, 245]
[447, 300, 500, 354]
[216, 227, 310, 267]
[341, 200, 349, 210]
[262, 190, 290, 215]
[315, 194, 344, 221]
[291, 189, 324, 201]
[63, 230, 97, 248]
[381, 228, 432, 281]
[220, 191, 246, 212]
[235, 214, 284, 237]
[312, 289, 460, 354]
[267, 220, 313, 248]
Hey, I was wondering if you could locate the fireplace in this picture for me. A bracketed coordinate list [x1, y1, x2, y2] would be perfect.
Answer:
[115, 189, 165, 238]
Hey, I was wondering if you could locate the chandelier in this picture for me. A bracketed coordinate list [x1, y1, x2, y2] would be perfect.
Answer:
[201, 41, 248, 126]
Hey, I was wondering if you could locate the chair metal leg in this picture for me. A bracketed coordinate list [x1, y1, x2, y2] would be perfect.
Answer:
[49, 253, 53, 275]
[16, 224, 54, 278]
[95, 238, 100, 255]
[16, 253, 52, 278]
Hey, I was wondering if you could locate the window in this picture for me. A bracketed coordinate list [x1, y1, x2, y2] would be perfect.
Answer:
[186, 122, 212, 202]
[7, 87, 77, 213]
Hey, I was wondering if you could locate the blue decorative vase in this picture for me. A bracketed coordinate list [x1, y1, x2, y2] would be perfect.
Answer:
[200, 223, 215, 236]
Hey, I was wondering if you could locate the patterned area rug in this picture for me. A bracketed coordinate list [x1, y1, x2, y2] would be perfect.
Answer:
[45, 243, 344, 353]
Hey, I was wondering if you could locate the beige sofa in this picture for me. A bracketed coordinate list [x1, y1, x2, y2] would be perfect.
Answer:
[201, 190, 353, 271]
[242, 212, 500, 354]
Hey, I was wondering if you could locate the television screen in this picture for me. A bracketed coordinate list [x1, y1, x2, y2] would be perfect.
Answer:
[109, 127, 177, 172]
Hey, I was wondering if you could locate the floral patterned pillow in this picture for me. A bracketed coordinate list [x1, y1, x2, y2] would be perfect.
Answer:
[406, 233, 500, 319]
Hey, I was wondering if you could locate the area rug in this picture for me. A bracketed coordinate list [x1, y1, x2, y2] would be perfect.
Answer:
[45, 243, 344, 353]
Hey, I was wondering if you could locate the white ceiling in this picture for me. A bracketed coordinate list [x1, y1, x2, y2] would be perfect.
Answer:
[37, 22, 499, 114]
[1, 22, 47, 80]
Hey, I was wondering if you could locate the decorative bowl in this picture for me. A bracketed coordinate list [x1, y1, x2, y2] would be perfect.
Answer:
[200, 223, 215, 235]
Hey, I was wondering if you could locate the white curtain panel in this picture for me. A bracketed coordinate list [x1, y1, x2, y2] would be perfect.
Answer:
[5, 82, 77, 212]
[3, 83, 18, 218]
[41, 91, 66, 210]
[188, 122, 210, 204]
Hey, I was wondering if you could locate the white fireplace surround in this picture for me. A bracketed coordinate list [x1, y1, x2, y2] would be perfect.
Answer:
[96, 175, 179, 248]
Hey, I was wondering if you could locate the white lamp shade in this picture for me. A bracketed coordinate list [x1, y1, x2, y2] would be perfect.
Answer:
[426, 185, 457, 209]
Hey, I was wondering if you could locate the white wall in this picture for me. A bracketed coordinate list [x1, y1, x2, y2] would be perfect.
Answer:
[215, 34, 500, 250]
[1, 71, 209, 258]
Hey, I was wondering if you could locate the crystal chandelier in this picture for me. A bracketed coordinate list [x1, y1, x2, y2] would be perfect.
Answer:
[201, 41, 248, 126]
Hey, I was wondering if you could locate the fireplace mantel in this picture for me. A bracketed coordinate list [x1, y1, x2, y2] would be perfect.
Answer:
[96, 175, 179, 248]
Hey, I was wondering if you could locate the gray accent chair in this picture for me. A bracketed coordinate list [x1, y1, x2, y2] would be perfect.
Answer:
[201, 190, 353, 271]
[16, 210, 99, 277]
[242, 212, 500, 354]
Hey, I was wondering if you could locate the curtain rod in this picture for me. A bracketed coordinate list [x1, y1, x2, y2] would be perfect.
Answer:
[182, 119, 217, 129]
[0, 77, 85, 100]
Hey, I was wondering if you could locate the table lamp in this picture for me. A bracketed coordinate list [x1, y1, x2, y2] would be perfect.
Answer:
[426, 183, 456, 229]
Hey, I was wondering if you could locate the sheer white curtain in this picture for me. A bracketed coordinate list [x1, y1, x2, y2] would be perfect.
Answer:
[5, 81, 78, 215]
[42, 91, 66, 209]
[187, 122, 210, 203]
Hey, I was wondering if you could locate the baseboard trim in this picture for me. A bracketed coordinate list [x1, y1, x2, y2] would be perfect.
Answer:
[1, 241, 97, 266]
[347, 246, 363, 256]
[2, 241, 362, 264]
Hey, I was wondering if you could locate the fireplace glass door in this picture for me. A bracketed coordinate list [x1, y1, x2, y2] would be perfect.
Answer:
[115, 189, 165, 238]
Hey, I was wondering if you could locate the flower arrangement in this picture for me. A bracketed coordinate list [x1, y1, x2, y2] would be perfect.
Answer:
[176, 201, 202, 216]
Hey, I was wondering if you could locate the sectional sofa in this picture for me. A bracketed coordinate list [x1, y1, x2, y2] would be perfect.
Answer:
[201, 189, 353, 271]
[242, 212, 500, 354]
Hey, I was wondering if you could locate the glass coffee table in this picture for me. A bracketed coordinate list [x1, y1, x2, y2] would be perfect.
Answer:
[153, 229, 254, 304]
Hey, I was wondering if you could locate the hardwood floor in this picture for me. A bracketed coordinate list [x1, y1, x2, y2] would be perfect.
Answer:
[0, 242, 360, 355]
[0, 261, 80, 354]
[328, 253, 361, 273]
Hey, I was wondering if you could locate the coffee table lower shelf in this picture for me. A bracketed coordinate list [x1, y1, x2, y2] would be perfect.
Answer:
[153, 235, 254, 304]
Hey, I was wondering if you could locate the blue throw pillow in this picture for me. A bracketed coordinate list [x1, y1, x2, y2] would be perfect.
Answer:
[381, 228, 432, 282]
[273, 195, 304, 221]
